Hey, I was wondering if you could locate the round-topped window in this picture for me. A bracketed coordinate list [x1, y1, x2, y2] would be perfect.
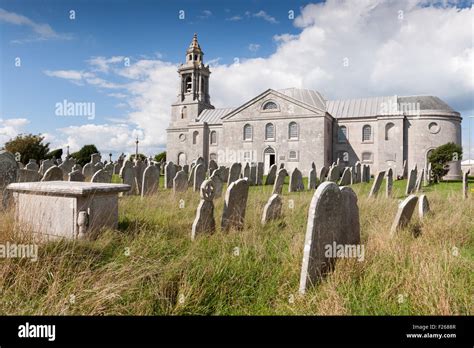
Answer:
[179, 133, 186, 142]
[428, 122, 440, 134]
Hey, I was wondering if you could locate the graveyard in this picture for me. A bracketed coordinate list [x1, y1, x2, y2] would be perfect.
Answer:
[0, 157, 472, 315]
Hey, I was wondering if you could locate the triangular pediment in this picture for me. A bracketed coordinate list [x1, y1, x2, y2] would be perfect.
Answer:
[222, 89, 326, 122]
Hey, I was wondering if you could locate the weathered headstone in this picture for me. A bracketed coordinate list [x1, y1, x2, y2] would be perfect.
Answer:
[164, 161, 177, 189]
[249, 164, 257, 186]
[462, 169, 470, 199]
[318, 166, 328, 183]
[418, 194, 430, 220]
[91, 169, 111, 183]
[120, 160, 136, 195]
[182, 164, 189, 174]
[25, 159, 39, 172]
[368, 170, 386, 198]
[390, 195, 419, 236]
[141, 164, 160, 196]
[208, 159, 218, 176]
[289, 168, 304, 192]
[327, 166, 339, 182]
[355, 161, 362, 183]
[415, 168, 424, 192]
[41, 166, 63, 181]
[405, 166, 417, 195]
[339, 167, 352, 186]
[173, 170, 188, 193]
[299, 182, 361, 294]
[18, 169, 41, 182]
[188, 164, 196, 187]
[308, 162, 317, 190]
[261, 193, 283, 225]
[210, 171, 223, 198]
[272, 168, 287, 194]
[58, 158, 76, 180]
[227, 162, 242, 186]
[68, 170, 85, 182]
[386, 168, 393, 197]
[82, 162, 94, 182]
[265, 164, 277, 185]
[221, 178, 249, 231]
[256, 162, 264, 186]
[362, 164, 371, 183]
[193, 163, 206, 192]
[0, 151, 19, 208]
[39, 159, 54, 176]
[191, 179, 216, 240]
[402, 160, 408, 179]
[243, 162, 250, 179]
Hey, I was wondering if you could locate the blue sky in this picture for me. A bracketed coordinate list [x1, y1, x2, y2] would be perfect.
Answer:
[0, 0, 473, 159]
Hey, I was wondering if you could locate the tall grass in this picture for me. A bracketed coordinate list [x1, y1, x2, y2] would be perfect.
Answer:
[0, 179, 472, 315]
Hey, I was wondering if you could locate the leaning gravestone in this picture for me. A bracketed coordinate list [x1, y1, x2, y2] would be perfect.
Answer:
[25, 159, 39, 172]
[41, 166, 63, 181]
[0, 151, 19, 209]
[308, 162, 317, 190]
[68, 170, 85, 182]
[221, 178, 249, 231]
[141, 164, 160, 196]
[368, 170, 386, 198]
[164, 161, 177, 189]
[18, 169, 41, 183]
[193, 164, 206, 192]
[289, 168, 304, 192]
[91, 169, 111, 183]
[318, 167, 328, 183]
[191, 179, 216, 240]
[339, 167, 351, 186]
[227, 162, 241, 186]
[390, 195, 419, 236]
[415, 168, 424, 192]
[272, 168, 288, 194]
[173, 170, 188, 193]
[256, 162, 264, 186]
[462, 169, 470, 199]
[299, 182, 361, 294]
[405, 166, 417, 195]
[418, 194, 430, 220]
[265, 164, 277, 185]
[120, 160, 136, 195]
[210, 172, 223, 198]
[386, 168, 393, 197]
[261, 194, 282, 225]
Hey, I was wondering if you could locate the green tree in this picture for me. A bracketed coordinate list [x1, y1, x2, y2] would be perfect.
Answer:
[45, 148, 63, 160]
[4, 134, 50, 164]
[154, 151, 166, 163]
[130, 153, 147, 162]
[71, 144, 99, 166]
[428, 142, 463, 183]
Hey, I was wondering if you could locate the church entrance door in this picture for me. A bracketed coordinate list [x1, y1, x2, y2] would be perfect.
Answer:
[264, 147, 276, 175]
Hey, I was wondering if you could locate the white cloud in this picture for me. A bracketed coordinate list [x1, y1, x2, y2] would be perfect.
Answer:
[226, 15, 242, 21]
[41, 0, 473, 156]
[0, 8, 72, 42]
[252, 10, 279, 24]
[0, 118, 30, 145]
[199, 10, 212, 19]
[248, 43, 261, 52]
[87, 56, 125, 73]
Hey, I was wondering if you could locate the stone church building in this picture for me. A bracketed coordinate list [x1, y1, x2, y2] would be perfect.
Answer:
[167, 35, 462, 175]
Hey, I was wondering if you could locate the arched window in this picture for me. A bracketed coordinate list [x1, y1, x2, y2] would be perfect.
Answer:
[243, 124, 252, 141]
[362, 152, 373, 162]
[185, 76, 192, 93]
[289, 150, 298, 160]
[210, 131, 217, 145]
[338, 126, 347, 143]
[181, 106, 187, 119]
[385, 122, 394, 140]
[193, 131, 199, 145]
[265, 123, 274, 140]
[178, 152, 186, 166]
[263, 101, 278, 110]
[288, 122, 298, 139]
[362, 125, 372, 142]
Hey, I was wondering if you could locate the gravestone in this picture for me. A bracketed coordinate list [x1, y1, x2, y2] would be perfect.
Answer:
[261, 193, 282, 225]
[243, 163, 250, 179]
[212, 167, 227, 183]
[386, 168, 393, 197]
[289, 168, 304, 192]
[272, 168, 287, 195]
[193, 164, 206, 192]
[113, 163, 121, 175]
[279, 163, 284, 169]
[164, 161, 177, 189]
[133, 161, 146, 194]
[354, 162, 362, 183]
[25, 159, 39, 172]
[208, 160, 218, 176]
[210, 172, 223, 198]
[405, 166, 417, 195]
[119, 160, 136, 195]
[191, 179, 216, 240]
[327, 166, 339, 182]
[196, 156, 206, 171]
[58, 158, 76, 180]
[72, 164, 82, 172]
[390, 195, 419, 236]
[350, 167, 356, 185]
[339, 167, 351, 186]
[368, 171, 386, 198]
[18, 169, 41, 183]
[91, 169, 111, 183]
[462, 169, 470, 199]
[256, 162, 264, 186]
[227, 162, 241, 185]
[363, 165, 371, 183]
[418, 194, 430, 220]
[0, 151, 19, 209]
[41, 166, 63, 181]
[265, 164, 277, 185]
[188, 164, 196, 187]
[426, 162, 432, 184]
[402, 160, 408, 179]
[183, 164, 189, 174]
[104, 162, 114, 173]
[82, 163, 94, 182]
[249, 164, 257, 186]
[39, 159, 54, 176]
[221, 178, 249, 231]
[141, 164, 160, 196]
[415, 168, 424, 192]
[91, 153, 101, 164]
[68, 170, 85, 182]
[308, 162, 317, 190]
[173, 170, 188, 193]
[299, 182, 360, 294]
[318, 166, 328, 183]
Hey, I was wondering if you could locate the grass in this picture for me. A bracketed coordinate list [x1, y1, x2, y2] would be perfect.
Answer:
[0, 177, 472, 315]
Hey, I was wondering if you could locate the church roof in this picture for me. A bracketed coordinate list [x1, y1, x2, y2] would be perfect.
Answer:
[196, 108, 234, 124]
[278, 88, 327, 111]
[327, 96, 397, 118]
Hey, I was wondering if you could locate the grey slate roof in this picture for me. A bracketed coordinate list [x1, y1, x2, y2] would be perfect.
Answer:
[326, 96, 397, 118]
[397, 96, 455, 112]
[278, 88, 326, 111]
[196, 108, 234, 124]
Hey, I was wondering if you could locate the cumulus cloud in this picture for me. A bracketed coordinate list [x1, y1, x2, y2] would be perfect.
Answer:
[42, 0, 472, 156]
[0, 118, 30, 145]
